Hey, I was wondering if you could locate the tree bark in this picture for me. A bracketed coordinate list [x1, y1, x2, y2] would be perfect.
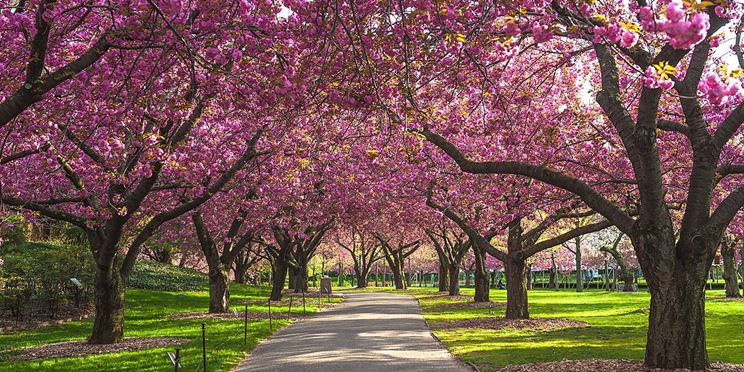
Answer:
[89, 265, 125, 344]
[722, 240, 741, 298]
[291, 265, 308, 293]
[438, 267, 448, 291]
[391, 266, 405, 289]
[208, 266, 230, 313]
[505, 259, 529, 319]
[473, 244, 490, 302]
[645, 273, 708, 369]
[356, 269, 369, 288]
[448, 265, 460, 295]
[270, 261, 287, 301]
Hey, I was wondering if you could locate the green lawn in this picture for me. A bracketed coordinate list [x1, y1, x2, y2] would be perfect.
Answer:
[344, 286, 744, 371]
[0, 284, 338, 371]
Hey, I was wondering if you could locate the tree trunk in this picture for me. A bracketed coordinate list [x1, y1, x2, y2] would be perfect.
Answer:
[270, 261, 287, 301]
[208, 265, 230, 313]
[292, 265, 308, 293]
[89, 265, 125, 344]
[645, 275, 708, 369]
[392, 267, 405, 289]
[505, 259, 528, 319]
[465, 271, 471, 287]
[448, 265, 460, 295]
[473, 245, 490, 302]
[438, 262, 449, 292]
[722, 242, 741, 298]
[356, 269, 369, 289]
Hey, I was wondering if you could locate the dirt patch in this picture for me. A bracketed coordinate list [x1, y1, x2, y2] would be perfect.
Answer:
[166, 311, 274, 320]
[419, 294, 473, 301]
[0, 304, 94, 333]
[709, 296, 744, 302]
[438, 301, 505, 310]
[432, 317, 589, 332]
[497, 359, 744, 371]
[1, 337, 190, 361]
[165, 309, 321, 321]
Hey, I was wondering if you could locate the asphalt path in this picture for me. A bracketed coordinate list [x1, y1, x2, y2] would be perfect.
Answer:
[235, 291, 471, 372]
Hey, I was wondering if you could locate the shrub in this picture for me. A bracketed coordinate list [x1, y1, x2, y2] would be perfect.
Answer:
[0, 242, 94, 319]
[128, 260, 207, 292]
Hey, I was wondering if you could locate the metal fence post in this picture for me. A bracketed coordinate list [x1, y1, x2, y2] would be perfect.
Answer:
[243, 303, 248, 346]
[201, 323, 207, 372]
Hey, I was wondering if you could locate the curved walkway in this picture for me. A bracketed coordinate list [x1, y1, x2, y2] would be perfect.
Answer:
[235, 291, 471, 372]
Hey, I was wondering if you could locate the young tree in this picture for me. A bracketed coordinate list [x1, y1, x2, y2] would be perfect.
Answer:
[375, 234, 421, 290]
[336, 226, 384, 289]
[425, 224, 470, 296]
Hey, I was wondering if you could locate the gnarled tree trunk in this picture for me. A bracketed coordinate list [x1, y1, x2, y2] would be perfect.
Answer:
[89, 264, 125, 344]
[269, 260, 287, 301]
[473, 244, 490, 302]
[208, 266, 230, 313]
[505, 258, 528, 319]
[448, 265, 460, 295]
[721, 238, 741, 298]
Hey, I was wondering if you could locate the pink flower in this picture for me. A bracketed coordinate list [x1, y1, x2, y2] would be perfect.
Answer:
[639, 1, 710, 50]
[698, 73, 741, 106]
[620, 30, 638, 48]
[643, 66, 674, 90]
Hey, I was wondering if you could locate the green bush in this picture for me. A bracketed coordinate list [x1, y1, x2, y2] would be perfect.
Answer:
[0, 242, 94, 319]
[128, 260, 208, 292]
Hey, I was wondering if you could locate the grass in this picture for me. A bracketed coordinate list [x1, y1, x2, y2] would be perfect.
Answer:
[344, 286, 744, 371]
[0, 284, 340, 371]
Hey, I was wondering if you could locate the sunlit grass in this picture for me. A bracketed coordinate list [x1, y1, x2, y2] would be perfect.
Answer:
[0, 284, 340, 371]
[344, 286, 744, 371]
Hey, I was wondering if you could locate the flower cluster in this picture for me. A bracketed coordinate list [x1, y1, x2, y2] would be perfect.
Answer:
[639, 0, 710, 50]
[593, 21, 639, 48]
[643, 61, 677, 90]
[698, 65, 743, 105]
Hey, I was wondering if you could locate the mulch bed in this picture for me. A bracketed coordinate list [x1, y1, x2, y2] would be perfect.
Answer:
[166, 311, 274, 320]
[432, 317, 589, 331]
[165, 309, 320, 321]
[709, 296, 744, 302]
[438, 301, 506, 310]
[1, 337, 190, 361]
[420, 294, 473, 301]
[497, 359, 744, 371]
[0, 304, 94, 333]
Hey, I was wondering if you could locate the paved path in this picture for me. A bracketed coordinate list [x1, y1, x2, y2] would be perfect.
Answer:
[235, 291, 471, 372]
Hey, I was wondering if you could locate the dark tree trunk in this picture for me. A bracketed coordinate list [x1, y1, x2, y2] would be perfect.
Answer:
[208, 265, 230, 313]
[89, 265, 125, 344]
[292, 265, 308, 293]
[356, 269, 369, 288]
[234, 267, 247, 284]
[392, 267, 405, 289]
[505, 259, 528, 319]
[645, 274, 707, 369]
[722, 242, 741, 298]
[635, 229, 710, 370]
[438, 262, 449, 292]
[287, 268, 296, 290]
[405, 272, 412, 287]
[448, 265, 460, 295]
[473, 244, 490, 302]
[464, 271, 472, 287]
[270, 261, 287, 301]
